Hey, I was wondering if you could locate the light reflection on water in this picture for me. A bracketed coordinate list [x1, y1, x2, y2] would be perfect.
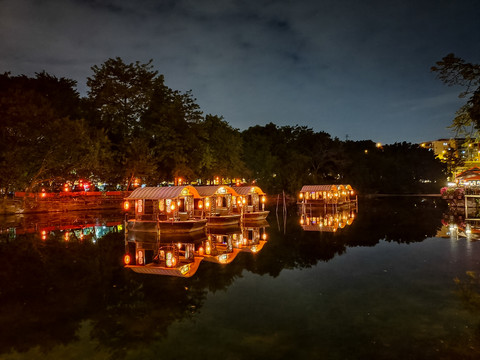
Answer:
[2, 197, 480, 359]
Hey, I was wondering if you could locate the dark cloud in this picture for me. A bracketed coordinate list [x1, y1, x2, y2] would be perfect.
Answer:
[1, 0, 479, 143]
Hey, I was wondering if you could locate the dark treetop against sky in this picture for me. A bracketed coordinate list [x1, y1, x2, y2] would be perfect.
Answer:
[1, 0, 479, 144]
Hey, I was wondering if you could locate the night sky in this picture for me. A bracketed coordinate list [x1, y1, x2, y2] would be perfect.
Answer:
[1, 0, 479, 144]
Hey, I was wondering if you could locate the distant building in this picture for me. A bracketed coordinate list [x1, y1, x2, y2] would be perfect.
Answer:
[420, 138, 480, 179]
[419, 138, 466, 160]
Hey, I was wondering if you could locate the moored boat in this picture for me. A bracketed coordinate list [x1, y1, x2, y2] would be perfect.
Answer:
[232, 185, 270, 221]
[124, 186, 207, 234]
[194, 185, 242, 226]
[298, 184, 357, 208]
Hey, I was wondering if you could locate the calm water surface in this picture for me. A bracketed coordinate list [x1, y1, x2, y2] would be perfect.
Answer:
[1, 197, 480, 359]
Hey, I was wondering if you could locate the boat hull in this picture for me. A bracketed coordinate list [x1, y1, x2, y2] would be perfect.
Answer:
[242, 210, 270, 221]
[205, 214, 242, 226]
[127, 218, 207, 234]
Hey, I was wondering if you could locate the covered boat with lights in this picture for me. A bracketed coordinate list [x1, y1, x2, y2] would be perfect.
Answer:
[124, 186, 207, 234]
[298, 184, 357, 208]
[232, 186, 269, 221]
[194, 185, 242, 226]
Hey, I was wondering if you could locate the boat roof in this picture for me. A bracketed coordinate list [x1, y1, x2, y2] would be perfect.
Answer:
[300, 185, 339, 192]
[127, 185, 202, 200]
[232, 186, 266, 196]
[194, 185, 237, 197]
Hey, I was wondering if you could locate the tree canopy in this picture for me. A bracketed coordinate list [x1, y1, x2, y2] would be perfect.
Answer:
[432, 54, 480, 135]
[0, 58, 447, 196]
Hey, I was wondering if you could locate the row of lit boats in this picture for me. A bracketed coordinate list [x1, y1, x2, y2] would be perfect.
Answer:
[123, 185, 269, 234]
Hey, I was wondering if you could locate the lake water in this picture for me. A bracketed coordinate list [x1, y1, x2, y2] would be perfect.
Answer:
[1, 196, 480, 360]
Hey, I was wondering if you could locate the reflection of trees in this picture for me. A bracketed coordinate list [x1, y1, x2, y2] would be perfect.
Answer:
[0, 232, 208, 358]
[0, 233, 102, 353]
[249, 197, 446, 277]
[0, 197, 449, 357]
[349, 197, 446, 244]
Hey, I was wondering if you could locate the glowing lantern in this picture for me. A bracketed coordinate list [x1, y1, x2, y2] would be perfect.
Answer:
[124, 254, 131, 265]
[198, 200, 203, 209]
[199, 246, 204, 255]
[137, 250, 144, 265]
[262, 233, 267, 240]
[41, 230, 47, 240]
[166, 251, 175, 267]
[123, 201, 130, 211]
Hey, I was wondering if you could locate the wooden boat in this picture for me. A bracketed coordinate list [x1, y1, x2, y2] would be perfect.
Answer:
[231, 185, 270, 221]
[193, 185, 241, 226]
[124, 186, 207, 234]
[298, 184, 357, 208]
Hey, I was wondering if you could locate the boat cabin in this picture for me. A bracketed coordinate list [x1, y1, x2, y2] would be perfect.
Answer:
[298, 184, 357, 206]
[194, 185, 237, 216]
[232, 186, 267, 213]
[299, 185, 339, 204]
[126, 185, 202, 221]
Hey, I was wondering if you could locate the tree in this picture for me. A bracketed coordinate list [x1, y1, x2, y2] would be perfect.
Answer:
[0, 86, 110, 193]
[86, 58, 162, 186]
[140, 77, 204, 183]
[197, 114, 247, 182]
[87, 57, 158, 139]
[432, 54, 480, 132]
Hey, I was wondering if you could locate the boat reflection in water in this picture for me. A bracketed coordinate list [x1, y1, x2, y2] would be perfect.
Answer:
[124, 221, 269, 277]
[299, 205, 357, 232]
[0, 211, 123, 241]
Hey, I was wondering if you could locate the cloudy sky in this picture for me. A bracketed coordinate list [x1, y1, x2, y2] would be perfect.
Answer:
[1, 0, 479, 144]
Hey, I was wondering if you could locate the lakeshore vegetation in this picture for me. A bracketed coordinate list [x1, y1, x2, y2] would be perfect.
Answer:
[1, 57, 448, 196]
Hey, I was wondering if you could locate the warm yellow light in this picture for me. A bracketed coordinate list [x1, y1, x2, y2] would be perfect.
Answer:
[198, 200, 203, 209]
[299, 193, 303, 199]
[171, 204, 175, 211]
[261, 196, 266, 203]
[123, 201, 130, 211]
[262, 233, 267, 240]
